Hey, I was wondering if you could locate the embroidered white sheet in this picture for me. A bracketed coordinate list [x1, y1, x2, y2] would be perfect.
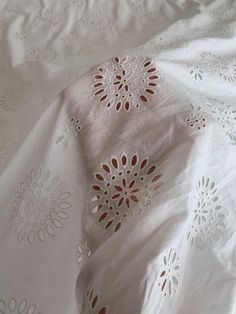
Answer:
[0, 0, 236, 313]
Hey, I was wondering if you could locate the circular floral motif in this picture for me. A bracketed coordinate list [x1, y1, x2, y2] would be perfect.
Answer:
[81, 290, 107, 314]
[8, 167, 72, 244]
[89, 154, 164, 234]
[0, 297, 40, 314]
[75, 241, 91, 270]
[206, 98, 236, 142]
[158, 249, 180, 297]
[187, 177, 226, 249]
[201, 51, 236, 83]
[93, 56, 159, 112]
[185, 103, 207, 131]
[0, 83, 33, 112]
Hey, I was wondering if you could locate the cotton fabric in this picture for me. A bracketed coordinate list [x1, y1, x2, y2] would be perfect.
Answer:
[0, 1, 236, 313]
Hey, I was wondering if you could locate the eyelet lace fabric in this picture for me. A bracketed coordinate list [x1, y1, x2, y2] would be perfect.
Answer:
[93, 56, 159, 111]
[0, 1, 236, 314]
[8, 167, 72, 244]
[87, 153, 163, 238]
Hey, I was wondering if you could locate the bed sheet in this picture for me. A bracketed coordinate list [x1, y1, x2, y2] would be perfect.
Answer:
[0, 0, 236, 313]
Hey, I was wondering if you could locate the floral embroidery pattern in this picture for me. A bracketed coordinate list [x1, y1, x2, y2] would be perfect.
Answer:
[0, 297, 41, 314]
[187, 63, 204, 82]
[24, 46, 57, 63]
[15, 7, 63, 40]
[56, 115, 81, 151]
[187, 177, 226, 249]
[0, 128, 17, 167]
[158, 249, 180, 297]
[185, 103, 207, 131]
[34, 7, 63, 29]
[0, 82, 33, 112]
[8, 167, 72, 244]
[206, 98, 236, 142]
[89, 154, 164, 234]
[81, 289, 107, 314]
[75, 241, 91, 270]
[201, 51, 236, 83]
[93, 56, 159, 112]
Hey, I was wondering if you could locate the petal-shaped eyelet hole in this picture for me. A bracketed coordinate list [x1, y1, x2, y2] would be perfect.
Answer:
[114, 222, 121, 232]
[144, 61, 151, 67]
[147, 165, 156, 175]
[99, 212, 107, 222]
[147, 67, 156, 73]
[140, 95, 148, 102]
[145, 89, 155, 94]
[114, 57, 120, 63]
[140, 158, 148, 169]
[102, 164, 110, 173]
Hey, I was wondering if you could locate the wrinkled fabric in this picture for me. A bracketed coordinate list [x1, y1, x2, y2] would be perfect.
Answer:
[0, 1, 236, 313]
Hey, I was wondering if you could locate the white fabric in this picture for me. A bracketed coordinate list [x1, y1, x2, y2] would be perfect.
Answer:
[0, 0, 236, 313]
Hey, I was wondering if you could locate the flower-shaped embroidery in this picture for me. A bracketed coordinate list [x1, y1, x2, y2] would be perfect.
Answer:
[93, 56, 159, 112]
[187, 177, 226, 249]
[56, 114, 81, 151]
[0, 82, 33, 112]
[90, 154, 164, 233]
[158, 249, 180, 297]
[0, 297, 40, 314]
[206, 98, 236, 142]
[187, 63, 204, 82]
[201, 51, 236, 83]
[185, 103, 207, 131]
[81, 290, 107, 314]
[75, 241, 91, 270]
[0, 127, 17, 167]
[34, 7, 63, 28]
[8, 167, 72, 244]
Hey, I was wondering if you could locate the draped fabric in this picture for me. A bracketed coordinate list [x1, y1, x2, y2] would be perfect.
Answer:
[0, 1, 236, 313]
